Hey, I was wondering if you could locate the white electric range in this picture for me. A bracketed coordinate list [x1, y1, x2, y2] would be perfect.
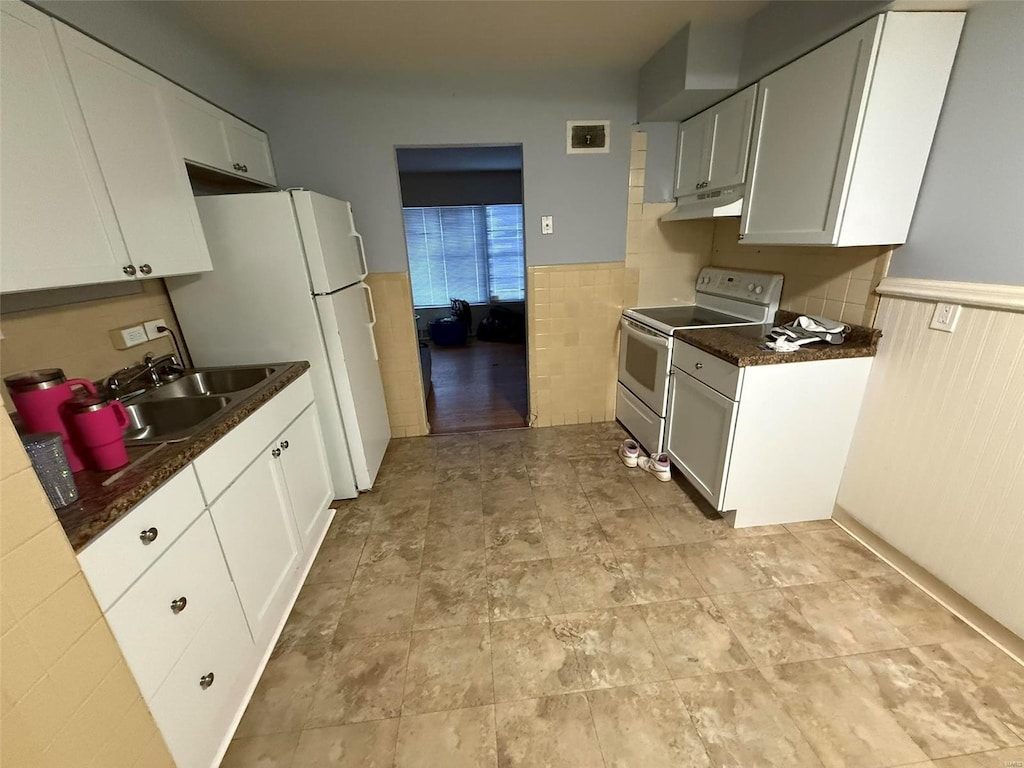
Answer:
[616, 267, 783, 454]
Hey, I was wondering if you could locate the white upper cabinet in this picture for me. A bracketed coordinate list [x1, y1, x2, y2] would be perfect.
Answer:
[56, 24, 213, 279]
[0, 2, 130, 292]
[706, 85, 757, 192]
[740, 12, 964, 247]
[223, 117, 277, 186]
[673, 84, 757, 199]
[164, 88, 277, 187]
[673, 112, 712, 198]
[162, 88, 233, 172]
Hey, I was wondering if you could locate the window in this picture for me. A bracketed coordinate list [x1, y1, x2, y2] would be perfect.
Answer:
[402, 204, 524, 308]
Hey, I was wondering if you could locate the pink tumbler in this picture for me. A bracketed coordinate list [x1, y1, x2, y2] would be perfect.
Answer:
[5, 369, 97, 472]
[65, 395, 131, 471]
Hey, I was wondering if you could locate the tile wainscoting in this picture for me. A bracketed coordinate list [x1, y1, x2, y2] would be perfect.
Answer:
[365, 272, 430, 438]
[0, 412, 174, 767]
[528, 263, 638, 427]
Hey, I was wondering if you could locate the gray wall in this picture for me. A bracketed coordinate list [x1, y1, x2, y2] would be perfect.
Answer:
[254, 72, 637, 272]
[888, 1, 1024, 286]
[35, 0, 264, 123]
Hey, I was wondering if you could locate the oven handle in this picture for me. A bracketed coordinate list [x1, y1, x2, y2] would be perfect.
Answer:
[620, 318, 671, 347]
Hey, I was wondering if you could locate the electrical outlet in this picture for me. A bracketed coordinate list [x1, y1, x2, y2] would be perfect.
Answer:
[109, 324, 148, 350]
[929, 302, 961, 333]
[541, 215, 554, 235]
[144, 318, 169, 340]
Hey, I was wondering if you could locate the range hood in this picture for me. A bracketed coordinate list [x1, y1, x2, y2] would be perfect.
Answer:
[661, 186, 743, 222]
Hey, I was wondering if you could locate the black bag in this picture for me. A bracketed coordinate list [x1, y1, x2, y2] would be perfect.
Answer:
[477, 306, 525, 343]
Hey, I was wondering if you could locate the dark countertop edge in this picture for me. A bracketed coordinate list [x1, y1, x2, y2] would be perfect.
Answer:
[673, 311, 882, 367]
[57, 361, 310, 553]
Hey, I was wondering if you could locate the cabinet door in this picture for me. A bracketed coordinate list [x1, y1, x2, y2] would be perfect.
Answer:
[740, 16, 881, 245]
[209, 448, 301, 647]
[55, 24, 213, 278]
[162, 88, 231, 172]
[224, 118, 277, 186]
[280, 405, 334, 553]
[0, 3, 129, 292]
[672, 112, 712, 198]
[665, 371, 738, 510]
[705, 84, 757, 193]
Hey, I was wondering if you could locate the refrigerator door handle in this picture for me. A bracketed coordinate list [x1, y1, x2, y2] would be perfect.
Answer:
[354, 232, 369, 280]
[362, 283, 379, 361]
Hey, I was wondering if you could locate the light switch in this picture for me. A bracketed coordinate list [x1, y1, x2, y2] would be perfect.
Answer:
[541, 215, 554, 235]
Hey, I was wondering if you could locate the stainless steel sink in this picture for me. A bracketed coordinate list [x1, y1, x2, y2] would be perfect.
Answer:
[144, 366, 276, 401]
[119, 364, 284, 445]
[124, 397, 230, 444]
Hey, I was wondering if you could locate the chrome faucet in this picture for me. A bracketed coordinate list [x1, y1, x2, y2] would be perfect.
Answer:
[106, 353, 182, 395]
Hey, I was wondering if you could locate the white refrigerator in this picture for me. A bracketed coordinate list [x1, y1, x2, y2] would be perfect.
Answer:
[166, 190, 391, 498]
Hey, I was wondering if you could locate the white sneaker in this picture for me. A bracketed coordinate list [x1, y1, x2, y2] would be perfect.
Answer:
[618, 439, 640, 468]
[638, 453, 671, 482]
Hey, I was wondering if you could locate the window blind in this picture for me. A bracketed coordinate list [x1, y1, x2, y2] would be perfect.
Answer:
[402, 205, 525, 308]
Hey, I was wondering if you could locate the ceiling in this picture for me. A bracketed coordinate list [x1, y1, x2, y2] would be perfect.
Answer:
[170, 0, 767, 76]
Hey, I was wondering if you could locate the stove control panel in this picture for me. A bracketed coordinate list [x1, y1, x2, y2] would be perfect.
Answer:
[696, 267, 784, 307]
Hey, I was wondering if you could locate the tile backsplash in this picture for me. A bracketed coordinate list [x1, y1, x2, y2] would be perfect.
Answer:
[0, 411, 174, 767]
[710, 218, 892, 327]
[0, 280, 181, 412]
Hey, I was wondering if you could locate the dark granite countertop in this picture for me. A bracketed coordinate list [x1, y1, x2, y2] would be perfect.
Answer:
[673, 311, 882, 367]
[53, 361, 309, 552]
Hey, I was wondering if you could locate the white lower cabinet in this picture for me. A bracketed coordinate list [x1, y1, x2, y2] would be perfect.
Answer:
[280, 405, 334, 553]
[666, 342, 874, 527]
[76, 373, 334, 768]
[149, 593, 253, 768]
[210, 446, 302, 649]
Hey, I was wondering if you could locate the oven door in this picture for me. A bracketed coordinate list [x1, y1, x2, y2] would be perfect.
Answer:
[617, 318, 671, 416]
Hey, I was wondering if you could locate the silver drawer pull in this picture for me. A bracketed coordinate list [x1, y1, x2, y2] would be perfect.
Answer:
[170, 596, 188, 614]
[199, 672, 215, 690]
[280, 440, 289, 450]
[695, 362, 704, 370]
[272, 447, 282, 458]
[139, 527, 159, 545]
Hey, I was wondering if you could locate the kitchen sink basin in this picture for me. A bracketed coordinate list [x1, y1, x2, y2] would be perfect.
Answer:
[144, 366, 276, 400]
[123, 396, 230, 444]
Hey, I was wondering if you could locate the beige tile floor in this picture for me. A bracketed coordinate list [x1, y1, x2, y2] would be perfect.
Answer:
[221, 423, 1024, 768]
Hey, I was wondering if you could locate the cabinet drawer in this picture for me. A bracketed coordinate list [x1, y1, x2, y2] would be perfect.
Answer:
[193, 372, 314, 503]
[150, 592, 254, 768]
[78, 467, 205, 611]
[671, 342, 742, 400]
[105, 512, 235, 701]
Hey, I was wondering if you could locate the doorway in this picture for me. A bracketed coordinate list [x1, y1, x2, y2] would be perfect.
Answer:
[396, 145, 528, 434]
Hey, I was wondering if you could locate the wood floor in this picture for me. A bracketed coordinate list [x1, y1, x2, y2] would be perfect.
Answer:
[425, 340, 528, 434]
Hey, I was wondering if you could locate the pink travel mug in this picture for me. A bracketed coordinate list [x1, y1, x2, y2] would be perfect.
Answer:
[66, 396, 131, 471]
[5, 369, 97, 472]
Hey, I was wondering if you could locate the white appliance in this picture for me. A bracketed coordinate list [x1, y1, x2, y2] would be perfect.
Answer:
[616, 267, 783, 455]
[166, 190, 390, 499]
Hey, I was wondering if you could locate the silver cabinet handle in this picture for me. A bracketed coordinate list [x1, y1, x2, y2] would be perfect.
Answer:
[123, 265, 137, 276]
[170, 596, 188, 614]
[240, 164, 248, 173]
[139, 264, 152, 275]
[272, 448, 282, 458]
[139, 527, 158, 544]
[695, 362, 704, 370]
[199, 672, 215, 690]
[280, 440, 289, 450]
[232, 162, 241, 171]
